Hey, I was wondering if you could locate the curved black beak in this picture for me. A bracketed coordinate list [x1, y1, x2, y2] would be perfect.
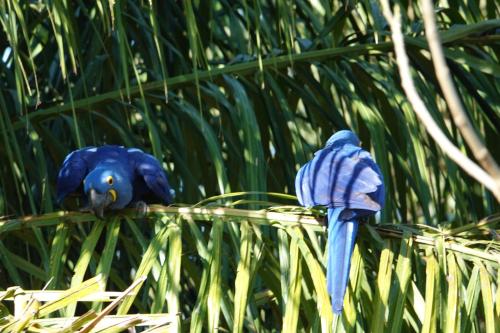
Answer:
[88, 188, 114, 219]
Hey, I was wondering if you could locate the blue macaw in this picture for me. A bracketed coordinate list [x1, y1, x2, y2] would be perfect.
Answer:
[295, 130, 385, 314]
[56, 145, 173, 218]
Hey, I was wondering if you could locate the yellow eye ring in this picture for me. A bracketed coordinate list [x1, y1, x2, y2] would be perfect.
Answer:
[106, 176, 113, 185]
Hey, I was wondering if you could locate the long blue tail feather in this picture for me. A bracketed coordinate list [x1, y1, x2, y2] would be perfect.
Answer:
[327, 207, 358, 314]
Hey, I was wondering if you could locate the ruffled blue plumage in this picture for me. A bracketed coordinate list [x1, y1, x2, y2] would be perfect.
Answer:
[57, 145, 173, 216]
[295, 130, 385, 313]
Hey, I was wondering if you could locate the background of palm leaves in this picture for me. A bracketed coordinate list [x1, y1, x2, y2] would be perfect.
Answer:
[0, 0, 498, 332]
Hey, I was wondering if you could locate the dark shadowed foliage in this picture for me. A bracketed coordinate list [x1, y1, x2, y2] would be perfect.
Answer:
[0, 1, 498, 332]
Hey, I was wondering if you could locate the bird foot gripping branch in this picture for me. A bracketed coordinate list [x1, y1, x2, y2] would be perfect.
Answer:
[133, 201, 149, 218]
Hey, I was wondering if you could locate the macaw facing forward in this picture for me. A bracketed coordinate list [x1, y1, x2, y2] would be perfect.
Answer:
[57, 145, 173, 218]
[295, 130, 385, 314]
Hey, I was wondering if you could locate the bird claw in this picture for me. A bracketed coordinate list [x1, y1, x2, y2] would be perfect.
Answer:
[134, 201, 149, 218]
[79, 206, 105, 219]
[79, 206, 93, 213]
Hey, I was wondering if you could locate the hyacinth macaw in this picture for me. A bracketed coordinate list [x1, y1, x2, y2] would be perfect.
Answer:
[56, 145, 173, 218]
[295, 130, 385, 314]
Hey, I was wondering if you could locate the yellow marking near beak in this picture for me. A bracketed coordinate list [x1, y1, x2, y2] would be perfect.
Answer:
[108, 189, 117, 202]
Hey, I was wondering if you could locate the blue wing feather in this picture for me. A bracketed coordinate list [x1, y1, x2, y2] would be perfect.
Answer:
[295, 144, 383, 210]
[56, 147, 96, 204]
[129, 151, 173, 204]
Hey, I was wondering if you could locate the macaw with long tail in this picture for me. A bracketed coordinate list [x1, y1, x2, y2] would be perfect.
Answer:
[57, 145, 173, 218]
[295, 130, 385, 314]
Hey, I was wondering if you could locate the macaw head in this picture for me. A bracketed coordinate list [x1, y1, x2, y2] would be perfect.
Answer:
[83, 167, 132, 218]
[324, 130, 360, 149]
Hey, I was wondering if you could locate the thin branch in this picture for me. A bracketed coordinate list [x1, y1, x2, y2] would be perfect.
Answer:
[421, 0, 500, 193]
[0, 206, 325, 233]
[374, 227, 499, 264]
[378, 0, 500, 202]
[0, 207, 497, 264]
[30, 314, 174, 330]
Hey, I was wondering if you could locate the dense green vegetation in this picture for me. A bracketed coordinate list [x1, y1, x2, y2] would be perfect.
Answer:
[0, 0, 498, 332]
